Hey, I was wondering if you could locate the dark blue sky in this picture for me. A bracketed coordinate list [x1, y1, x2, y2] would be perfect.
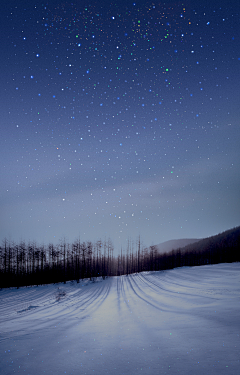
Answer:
[1, 0, 239, 250]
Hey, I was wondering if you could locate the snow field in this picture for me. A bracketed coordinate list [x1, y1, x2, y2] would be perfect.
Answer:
[0, 263, 239, 374]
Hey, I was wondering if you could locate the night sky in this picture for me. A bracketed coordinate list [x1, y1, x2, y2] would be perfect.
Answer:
[1, 0, 240, 251]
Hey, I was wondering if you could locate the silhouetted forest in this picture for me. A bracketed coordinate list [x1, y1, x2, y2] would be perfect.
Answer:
[0, 226, 239, 288]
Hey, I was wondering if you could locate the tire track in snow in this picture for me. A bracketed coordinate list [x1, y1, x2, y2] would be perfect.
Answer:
[116, 275, 136, 316]
[0, 285, 55, 321]
[72, 278, 112, 318]
[138, 272, 219, 300]
[124, 274, 164, 311]
[0, 278, 113, 336]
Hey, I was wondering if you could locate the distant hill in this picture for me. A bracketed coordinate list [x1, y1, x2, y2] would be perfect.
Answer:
[179, 226, 240, 256]
[154, 226, 240, 270]
[155, 238, 200, 254]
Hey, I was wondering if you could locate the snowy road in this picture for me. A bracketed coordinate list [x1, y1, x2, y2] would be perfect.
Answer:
[0, 263, 239, 374]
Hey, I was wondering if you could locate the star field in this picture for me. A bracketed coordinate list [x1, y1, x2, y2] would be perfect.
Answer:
[1, 0, 240, 250]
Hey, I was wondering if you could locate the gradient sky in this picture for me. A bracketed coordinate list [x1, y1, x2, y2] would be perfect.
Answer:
[1, 0, 240, 251]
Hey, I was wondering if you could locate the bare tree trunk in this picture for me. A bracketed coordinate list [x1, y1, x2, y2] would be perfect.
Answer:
[137, 236, 141, 273]
[16, 244, 19, 288]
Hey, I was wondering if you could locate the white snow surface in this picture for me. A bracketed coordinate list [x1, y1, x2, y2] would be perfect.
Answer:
[0, 263, 239, 375]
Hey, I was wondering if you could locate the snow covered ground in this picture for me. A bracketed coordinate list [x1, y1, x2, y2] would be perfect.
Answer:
[0, 263, 239, 375]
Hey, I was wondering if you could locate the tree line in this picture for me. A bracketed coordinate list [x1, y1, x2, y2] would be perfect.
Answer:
[0, 226, 239, 288]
